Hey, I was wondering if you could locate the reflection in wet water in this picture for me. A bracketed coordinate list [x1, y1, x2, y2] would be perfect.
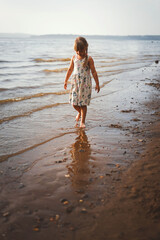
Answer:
[67, 129, 91, 190]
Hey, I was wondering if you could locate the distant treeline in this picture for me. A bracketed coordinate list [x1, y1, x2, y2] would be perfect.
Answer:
[1, 33, 160, 40]
[32, 34, 160, 41]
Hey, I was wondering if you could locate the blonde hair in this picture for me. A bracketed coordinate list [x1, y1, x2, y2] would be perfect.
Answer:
[74, 37, 89, 68]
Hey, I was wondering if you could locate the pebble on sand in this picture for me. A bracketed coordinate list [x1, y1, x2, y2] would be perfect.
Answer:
[2, 212, 10, 217]
[55, 215, 60, 221]
[65, 174, 70, 178]
[81, 208, 87, 213]
[33, 227, 40, 232]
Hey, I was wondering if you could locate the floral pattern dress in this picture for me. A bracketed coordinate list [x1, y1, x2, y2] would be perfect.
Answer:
[69, 55, 92, 106]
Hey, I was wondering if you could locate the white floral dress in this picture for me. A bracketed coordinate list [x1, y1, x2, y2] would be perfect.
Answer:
[69, 55, 92, 106]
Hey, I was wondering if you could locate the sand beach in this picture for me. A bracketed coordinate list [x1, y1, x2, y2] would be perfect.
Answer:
[0, 53, 160, 240]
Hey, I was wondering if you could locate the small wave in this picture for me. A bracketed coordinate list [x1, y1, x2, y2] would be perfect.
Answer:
[98, 71, 123, 77]
[0, 129, 75, 163]
[0, 85, 38, 92]
[0, 66, 10, 69]
[100, 60, 118, 63]
[34, 58, 71, 63]
[0, 60, 21, 63]
[43, 68, 68, 73]
[98, 65, 141, 77]
[144, 54, 160, 57]
[0, 72, 24, 77]
[97, 62, 133, 69]
[14, 64, 42, 69]
[2, 79, 12, 82]
[0, 81, 63, 92]
[0, 88, 7, 91]
[97, 59, 143, 70]
[100, 57, 134, 64]
[0, 102, 68, 124]
[0, 60, 10, 63]
[98, 69, 123, 74]
[0, 90, 70, 104]
[100, 78, 114, 88]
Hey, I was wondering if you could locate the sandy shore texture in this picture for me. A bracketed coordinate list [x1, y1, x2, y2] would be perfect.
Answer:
[0, 62, 160, 240]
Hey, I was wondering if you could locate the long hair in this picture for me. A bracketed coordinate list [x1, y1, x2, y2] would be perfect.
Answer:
[74, 37, 89, 68]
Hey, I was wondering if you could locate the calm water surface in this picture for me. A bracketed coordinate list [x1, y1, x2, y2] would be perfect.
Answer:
[0, 35, 160, 159]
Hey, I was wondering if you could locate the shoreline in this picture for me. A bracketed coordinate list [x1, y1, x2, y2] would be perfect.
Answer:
[0, 62, 160, 239]
[91, 120, 160, 240]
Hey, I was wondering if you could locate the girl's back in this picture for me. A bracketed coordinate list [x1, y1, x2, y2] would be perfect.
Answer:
[73, 54, 90, 76]
[70, 54, 92, 106]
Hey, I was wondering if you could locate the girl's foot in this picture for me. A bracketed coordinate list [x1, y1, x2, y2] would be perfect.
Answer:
[75, 122, 79, 128]
[80, 123, 86, 128]
[76, 113, 81, 122]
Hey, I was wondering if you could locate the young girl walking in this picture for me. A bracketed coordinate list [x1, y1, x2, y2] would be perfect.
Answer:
[64, 37, 100, 128]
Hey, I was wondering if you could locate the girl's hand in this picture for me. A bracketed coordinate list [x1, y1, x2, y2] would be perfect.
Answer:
[64, 82, 67, 90]
[95, 84, 100, 93]
[89, 57, 100, 93]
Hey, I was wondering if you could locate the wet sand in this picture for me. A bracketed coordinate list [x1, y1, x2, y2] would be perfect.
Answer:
[0, 63, 160, 240]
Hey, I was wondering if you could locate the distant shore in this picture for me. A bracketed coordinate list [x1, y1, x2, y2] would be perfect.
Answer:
[1, 32, 160, 40]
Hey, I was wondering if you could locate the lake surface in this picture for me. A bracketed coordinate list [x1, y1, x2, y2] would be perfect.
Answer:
[0, 35, 160, 159]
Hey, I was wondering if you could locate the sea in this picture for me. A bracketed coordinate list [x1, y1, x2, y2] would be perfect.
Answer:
[0, 34, 160, 161]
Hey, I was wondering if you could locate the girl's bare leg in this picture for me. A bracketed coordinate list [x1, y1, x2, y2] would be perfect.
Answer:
[80, 106, 87, 128]
[73, 105, 81, 122]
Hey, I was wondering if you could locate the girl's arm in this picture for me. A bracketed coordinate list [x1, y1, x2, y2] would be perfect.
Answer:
[88, 57, 100, 93]
[64, 56, 74, 89]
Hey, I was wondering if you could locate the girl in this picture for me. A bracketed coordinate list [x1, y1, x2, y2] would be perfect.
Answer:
[64, 36, 100, 128]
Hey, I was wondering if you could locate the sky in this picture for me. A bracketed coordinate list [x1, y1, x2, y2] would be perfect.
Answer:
[0, 0, 160, 35]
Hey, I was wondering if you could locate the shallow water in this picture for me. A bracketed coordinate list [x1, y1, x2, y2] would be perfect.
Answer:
[0, 35, 160, 160]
